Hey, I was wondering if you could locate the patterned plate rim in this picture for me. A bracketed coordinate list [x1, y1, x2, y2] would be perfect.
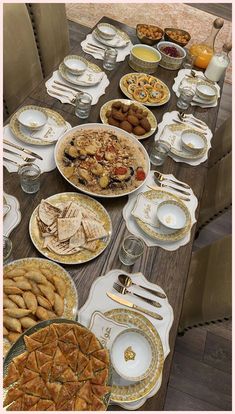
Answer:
[168, 124, 208, 159]
[119, 73, 170, 107]
[92, 23, 130, 47]
[100, 98, 157, 141]
[29, 192, 112, 265]
[59, 58, 102, 86]
[135, 189, 191, 241]
[3, 258, 78, 356]
[9, 106, 67, 146]
[3, 318, 111, 411]
[104, 308, 164, 403]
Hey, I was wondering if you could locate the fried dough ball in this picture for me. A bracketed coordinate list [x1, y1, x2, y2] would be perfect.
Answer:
[127, 115, 139, 126]
[112, 110, 125, 122]
[120, 120, 133, 133]
[140, 118, 151, 132]
[112, 101, 122, 109]
[133, 126, 146, 136]
[108, 117, 120, 127]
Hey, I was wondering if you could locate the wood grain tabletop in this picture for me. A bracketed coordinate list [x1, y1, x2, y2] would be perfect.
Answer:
[3, 16, 224, 411]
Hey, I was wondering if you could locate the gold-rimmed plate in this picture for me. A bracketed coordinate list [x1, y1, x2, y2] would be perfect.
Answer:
[134, 189, 191, 241]
[104, 308, 164, 403]
[9, 106, 68, 146]
[168, 123, 208, 159]
[3, 258, 78, 356]
[120, 73, 170, 107]
[100, 99, 157, 140]
[29, 192, 112, 265]
[92, 23, 130, 47]
[59, 58, 102, 86]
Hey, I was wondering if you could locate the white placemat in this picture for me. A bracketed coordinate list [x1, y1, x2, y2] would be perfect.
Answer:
[46, 70, 109, 106]
[123, 170, 198, 250]
[173, 68, 220, 108]
[155, 110, 212, 166]
[3, 192, 21, 237]
[3, 124, 71, 173]
[78, 268, 174, 410]
[81, 33, 133, 62]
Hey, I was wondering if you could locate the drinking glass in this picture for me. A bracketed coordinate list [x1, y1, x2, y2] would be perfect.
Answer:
[150, 140, 171, 166]
[3, 235, 13, 264]
[18, 163, 41, 194]
[177, 86, 195, 110]
[103, 48, 118, 70]
[182, 50, 196, 69]
[75, 93, 92, 119]
[119, 236, 145, 266]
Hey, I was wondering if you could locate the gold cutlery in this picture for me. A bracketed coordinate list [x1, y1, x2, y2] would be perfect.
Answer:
[113, 282, 161, 308]
[48, 89, 76, 106]
[190, 69, 215, 85]
[4, 148, 35, 163]
[153, 178, 191, 196]
[54, 80, 84, 94]
[52, 84, 79, 97]
[3, 157, 23, 167]
[87, 42, 106, 50]
[179, 112, 207, 127]
[84, 46, 104, 56]
[3, 139, 43, 160]
[154, 171, 190, 190]
[106, 292, 163, 320]
[172, 118, 206, 132]
[147, 185, 190, 202]
[176, 113, 207, 130]
[118, 274, 166, 299]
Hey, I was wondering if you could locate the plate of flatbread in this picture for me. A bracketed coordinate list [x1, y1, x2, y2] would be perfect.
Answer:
[29, 193, 112, 265]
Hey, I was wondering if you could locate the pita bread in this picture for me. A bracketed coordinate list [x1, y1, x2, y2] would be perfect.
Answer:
[38, 200, 61, 226]
[79, 205, 102, 222]
[62, 201, 81, 218]
[83, 240, 99, 252]
[82, 218, 108, 241]
[47, 239, 81, 256]
[69, 226, 86, 248]
[57, 214, 82, 242]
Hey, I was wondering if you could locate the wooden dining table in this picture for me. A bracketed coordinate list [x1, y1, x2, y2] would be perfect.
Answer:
[3, 16, 225, 410]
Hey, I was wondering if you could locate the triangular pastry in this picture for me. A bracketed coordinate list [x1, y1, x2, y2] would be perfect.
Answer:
[24, 335, 42, 352]
[3, 361, 20, 387]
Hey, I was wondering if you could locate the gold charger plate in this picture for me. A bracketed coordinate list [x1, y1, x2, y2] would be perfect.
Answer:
[29, 192, 112, 265]
[59, 57, 102, 86]
[3, 318, 111, 411]
[9, 105, 67, 146]
[120, 72, 170, 107]
[3, 258, 78, 356]
[168, 124, 208, 159]
[135, 189, 191, 241]
[104, 308, 164, 403]
[100, 98, 157, 141]
[93, 23, 130, 47]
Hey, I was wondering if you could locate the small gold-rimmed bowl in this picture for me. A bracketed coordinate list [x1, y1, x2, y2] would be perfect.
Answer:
[17, 107, 48, 131]
[97, 23, 117, 40]
[181, 129, 206, 154]
[195, 82, 217, 100]
[129, 44, 161, 74]
[157, 200, 187, 230]
[111, 328, 154, 382]
[63, 55, 88, 75]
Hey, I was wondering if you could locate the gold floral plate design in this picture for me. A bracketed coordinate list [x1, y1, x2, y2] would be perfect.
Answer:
[93, 23, 130, 47]
[104, 308, 164, 403]
[120, 73, 170, 107]
[59, 58, 102, 86]
[3, 258, 78, 356]
[3, 318, 111, 411]
[9, 106, 67, 146]
[168, 124, 208, 159]
[100, 98, 157, 140]
[29, 192, 112, 265]
[135, 190, 191, 241]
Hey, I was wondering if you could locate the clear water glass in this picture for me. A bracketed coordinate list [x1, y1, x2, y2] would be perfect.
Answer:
[182, 50, 196, 69]
[75, 92, 92, 119]
[177, 86, 195, 110]
[150, 140, 171, 166]
[3, 235, 13, 264]
[18, 163, 41, 194]
[103, 48, 118, 70]
[119, 236, 145, 266]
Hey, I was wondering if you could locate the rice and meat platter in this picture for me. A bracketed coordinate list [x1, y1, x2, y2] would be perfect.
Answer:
[56, 127, 148, 196]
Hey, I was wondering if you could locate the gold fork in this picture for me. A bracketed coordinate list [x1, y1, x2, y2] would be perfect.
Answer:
[113, 282, 161, 308]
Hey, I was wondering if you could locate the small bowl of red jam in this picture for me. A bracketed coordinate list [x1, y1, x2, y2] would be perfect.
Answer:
[157, 41, 186, 70]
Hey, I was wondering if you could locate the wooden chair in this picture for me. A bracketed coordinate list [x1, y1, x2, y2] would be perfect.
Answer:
[27, 4, 70, 77]
[196, 151, 232, 232]
[179, 234, 232, 334]
[3, 4, 43, 118]
[208, 116, 232, 167]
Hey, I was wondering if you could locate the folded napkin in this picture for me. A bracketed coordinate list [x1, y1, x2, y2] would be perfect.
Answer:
[31, 123, 67, 142]
[3, 123, 70, 173]
[46, 70, 110, 106]
[173, 68, 221, 109]
[81, 33, 133, 62]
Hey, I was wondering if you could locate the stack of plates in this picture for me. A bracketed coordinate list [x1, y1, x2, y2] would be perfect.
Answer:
[92, 23, 131, 48]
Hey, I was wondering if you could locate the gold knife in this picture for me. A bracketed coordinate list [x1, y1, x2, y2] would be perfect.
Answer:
[107, 292, 163, 320]
[3, 140, 43, 160]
